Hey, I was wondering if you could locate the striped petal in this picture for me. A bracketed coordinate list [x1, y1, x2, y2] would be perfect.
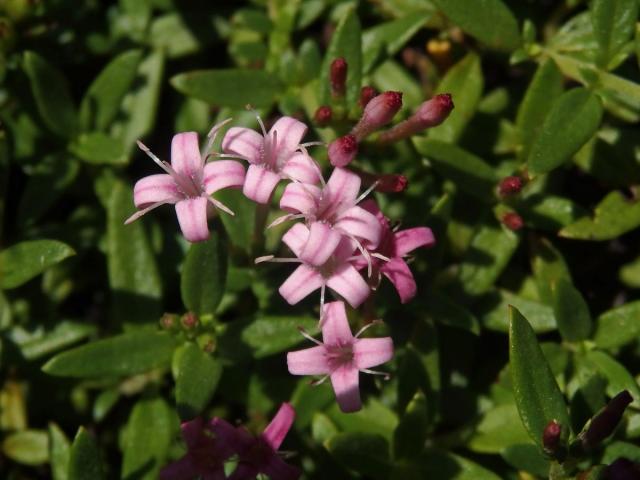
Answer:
[287, 345, 331, 375]
[133, 174, 181, 208]
[280, 152, 320, 184]
[321, 301, 353, 345]
[175, 197, 209, 242]
[203, 160, 245, 194]
[334, 205, 382, 248]
[282, 223, 309, 258]
[394, 227, 436, 256]
[242, 164, 281, 204]
[330, 365, 361, 413]
[269, 116, 307, 158]
[171, 132, 203, 179]
[326, 264, 369, 308]
[280, 182, 321, 215]
[299, 222, 343, 267]
[279, 265, 323, 305]
[353, 337, 394, 370]
[320, 168, 361, 219]
[222, 126, 263, 163]
[381, 257, 417, 304]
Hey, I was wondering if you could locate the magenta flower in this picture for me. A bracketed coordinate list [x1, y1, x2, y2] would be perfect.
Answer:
[160, 417, 242, 480]
[125, 125, 245, 242]
[278, 167, 381, 267]
[358, 200, 435, 303]
[228, 403, 300, 480]
[221, 116, 320, 204]
[287, 301, 394, 413]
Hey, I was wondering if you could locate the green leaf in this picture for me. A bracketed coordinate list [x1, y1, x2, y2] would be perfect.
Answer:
[468, 404, 531, 454]
[417, 450, 502, 480]
[516, 59, 564, 162]
[559, 191, 640, 241]
[22, 51, 77, 138]
[2, 429, 48, 466]
[79, 50, 144, 131]
[519, 194, 589, 231]
[594, 301, 640, 349]
[590, 0, 638, 67]
[121, 396, 175, 480]
[480, 290, 557, 333]
[427, 290, 480, 335]
[171, 69, 282, 108]
[325, 432, 391, 480]
[93, 389, 120, 423]
[428, 53, 484, 143]
[394, 391, 429, 460]
[68, 427, 104, 480]
[620, 253, 640, 288]
[0, 239, 75, 289]
[19, 320, 97, 360]
[530, 237, 571, 305]
[528, 88, 603, 175]
[49, 423, 70, 480]
[434, 0, 521, 51]
[509, 306, 570, 446]
[181, 233, 227, 316]
[42, 331, 177, 378]
[318, 5, 362, 106]
[107, 179, 162, 327]
[69, 132, 127, 166]
[583, 350, 640, 408]
[502, 444, 549, 478]
[413, 139, 496, 201]
[149, 13, 220, 58]
[175, 343, 222, 420]
[215, 189, 256, 254]
[370, 60, 422, 107]
[552, 278, 592, 342]
[327, 399, 398, 441]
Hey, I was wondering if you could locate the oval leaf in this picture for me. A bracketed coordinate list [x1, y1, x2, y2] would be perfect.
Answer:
[552, 278, 592, 342]
[70, 132, 127, 166]
[175, 343, 222, 420]
[2, 430, 48, 466]
[69, 427, 104, 480]
[49, 423, 70, 480]
[594, 301, 640, 349]
[326, 432, 391, 480]
[591, 0, 638, 67]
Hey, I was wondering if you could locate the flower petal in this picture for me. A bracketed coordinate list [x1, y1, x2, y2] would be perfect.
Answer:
[175, 197, 209, 242]
[287, 345, 330, 375]
[334, 205, 382, 248]
[202, 471, 227, 480]
[299, 222, 343, 267]
[326, 264, 370, 308]
[381, 257, 417, 304]
[320, 168, 361, 218]
[330, 365, 361, 413]
[353, 338, 394, 370]
[359, 198, 386, 226]
[133, 174, 181, 208]
[280, 152, 320, 184]
[321, 301, 353, 345]
[261, 455, 301, 480]
[210, 418, 249, 455]
[203, 160, 245, 194]
[171, 132, 203, 179]
[280, 182, 321, 215]
[394, 227, 435, 256]
[221, 126, 263, 163]
[269, 116, 307, 159]
[227, 464, 260, 480]
[242, 164, 281, 204]
[282, 223, 309, 258]
[180, 417, 204, 450]
[279, 265, 323, 305]
[159, 456, 199, 480]
[263, 403, 295, 451]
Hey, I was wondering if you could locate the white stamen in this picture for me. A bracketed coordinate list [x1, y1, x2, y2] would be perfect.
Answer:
[371, 252, 390, 262]
[137, 140, 175, 176]
[208, 152, 252, 162]
[360, 368, 390, 380]
[206, 196, 235, 216]
[203, 118, 233, 159]
[319, 283, 326, 325]
[254, 255, 302, 264]
[354, 320, 383, 338]
[267, 213, 306, 229]
[255, 113, 268, 138]
[124, 201, 171, 225]
[348, 235, 373, 278]
[310, 374, 330, 386]
[355, 180, 380, 205]
[298, 326, 323, 346]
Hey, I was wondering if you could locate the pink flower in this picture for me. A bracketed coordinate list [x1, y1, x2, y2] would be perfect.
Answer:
[287, 301, 394, 413]
[160, 417, 242, 480]
[221, 116, 320, 204]
[228, 403, 300, 480]
[126, 125, 245, 242]
[358, 200, 435, 303]
[278, 168, 381, 266]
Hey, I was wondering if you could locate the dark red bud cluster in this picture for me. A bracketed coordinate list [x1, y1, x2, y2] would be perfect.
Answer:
[501, 212, 524, 231]
[499, 176, 523, 196]
[314, 105, 332, 126]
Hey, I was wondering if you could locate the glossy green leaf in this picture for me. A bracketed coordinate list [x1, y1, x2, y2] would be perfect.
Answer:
[0, 239, 75, 289]
[594, 301, 640, 349]
[516, 59, 564, 161]
[552, 278, 592, 342]
[68, 427, 104, 480]
[311, 413, 338, 444]
[468, 403, 531, 454]
[417, 450, 502, 479]
[22, 51, 77, 138]
[583, 350, 640, 407]
[149, 13, 220, 58]
[318, 5, 361, 106]
[107, 179, 162, 327]
[42, 331, 177, 378]
[2, 429, 48, 465]
[215, 189, 256, 254]
[371, 60, 422, 107]
[79, 50, 144, 131]
[291, 378, 335, 429]
[325, 432, 391, 479]
[528, 88, 603, 175]
[394, 391, 429, 460]
[414, 139, 496, 201]
[171, 69, 281, 108]
[509, 306, 570, 446]
[69, 132, 127, 166]
[121, 396, 175, 480]
[20, 320, 97, 360]
[429, 53, 484, 143]
[434, 0, 520, 51]
[181, 233, 227, 316]
[502, 444, 549, 478]
[175, 343, 222, 420]
[49, 423, 70, 480]
[560, 191, 640, 240]
[530, 237, 571, 305]
[481, 289, 557, 333]
[590, 0, 638, 67]
[328, 399, 398, 441]
[93, 389, 120, 423]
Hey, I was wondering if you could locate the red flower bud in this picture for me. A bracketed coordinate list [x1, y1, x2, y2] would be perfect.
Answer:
[352, 91, 403, 140]
[543, 420, 562, 455]
[330, 57, 347, 98]
[181, 312, 198, 329]
[376, 174, 408, 193]
[314, 105, 332, 126]
[359, 86, 377, 108]
[499, 176, 523, 196]
[582, 391, 633, 451]
[501, 212, 524, 231]
[328, 134, 358, 167]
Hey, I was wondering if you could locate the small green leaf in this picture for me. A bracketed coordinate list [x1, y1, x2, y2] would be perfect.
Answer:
[181, 233, 227, 316]
[318, 5, 362, 106]
[394, 391, 429, 460]
[93, 389, 120, 423]
[519, 194, 589, 231]
[327, 399, 398, 441]
[594, 301, 640, 349]
[468, 404, 531, 454]
[325, 432, 391, 480]
[175, 343, 222, 420]
[311, 413, 338, 444]
[583, 351, 640, 407]
[171, 69, 282, 108]
[528, 88, 603, 175]
[480, 290, 557, 333]
[68, 427, 104, 480]
[590, 0, 638, 67]
[417, 450, 502, 479]
[49, 423, 70, 480]
[502, 444, 549, 478]
[121, 396, 176, 480]
[79, 50, 144, 131]
[2, 429, 48, 466]
[530, 237, 571, 305]
[434, 0, 521, 51]
[509, 306, 570, 446]
[215, 189, 256, 254]
[428, 53, 484, 143]
[22, 51, 77, 138]
[552, 278, 592, 342]
[19, 320, 97, 360]
[620, 254, 640, 288]
[427, 290, 480, 335]
[149, 13, 220, 58]
[371, 60, 422, 107]
[69, 132, 127, 166]
[42, 331, 177, 378]
[0, 239, 75, 289]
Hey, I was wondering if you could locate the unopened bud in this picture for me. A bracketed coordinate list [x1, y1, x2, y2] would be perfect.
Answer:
[499, 176, 523, 196]
[543, 420, 562, 456]
[501, 212, 524, 231]
[359, 86, 378, 108]
[328, 134, 358, 167]
[330, 57, 347, 98]
[352, 91, 403, 140]
[314, 105, 332, 126]
[160, 313, 177, 330]
[376, 174, 408, 193]
[581, 391, 633, 451]
[605, 458, 640, 480]
[181, 312, 199, 330]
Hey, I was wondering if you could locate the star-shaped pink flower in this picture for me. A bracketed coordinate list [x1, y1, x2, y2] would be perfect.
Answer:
[126, 124, 245, 242]
[221, 116, 320, 204]
[287, 301, 394, 413]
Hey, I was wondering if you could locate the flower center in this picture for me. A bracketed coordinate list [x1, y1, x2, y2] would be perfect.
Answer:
[325, 342, 354, 371]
